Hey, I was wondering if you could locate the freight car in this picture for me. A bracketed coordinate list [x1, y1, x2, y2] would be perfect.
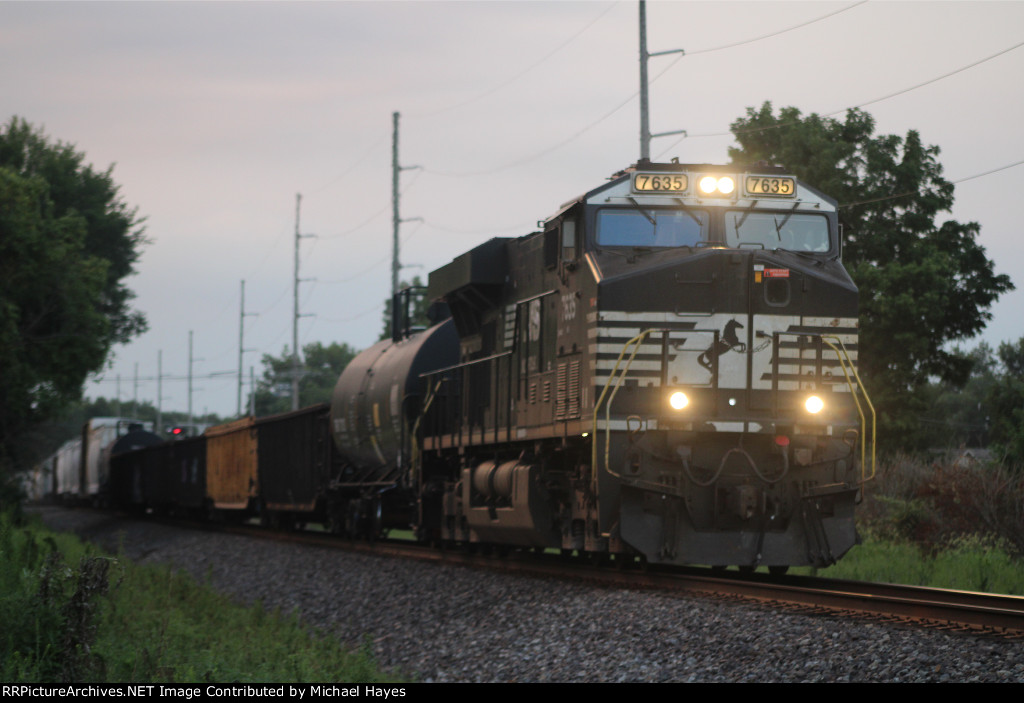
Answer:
[30, 417, 155, 505]
[331, 160, 875, 569]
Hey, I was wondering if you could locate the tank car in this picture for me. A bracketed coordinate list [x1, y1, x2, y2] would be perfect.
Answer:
[331, 161, 875, 569]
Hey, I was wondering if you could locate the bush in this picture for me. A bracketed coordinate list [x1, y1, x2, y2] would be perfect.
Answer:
[861, 455, 1024, 558]
[0, 512, 115, 682]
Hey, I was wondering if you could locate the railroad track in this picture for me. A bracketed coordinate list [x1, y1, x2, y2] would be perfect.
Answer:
[224, 520, 1024, 640]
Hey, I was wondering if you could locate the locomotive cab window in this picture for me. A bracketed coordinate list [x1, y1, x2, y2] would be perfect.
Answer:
[597, 208, 708, 248]
[725, 211, 830, 253]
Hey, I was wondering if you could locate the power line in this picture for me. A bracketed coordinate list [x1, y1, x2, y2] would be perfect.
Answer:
[412, 2, 620, 118]
[658, 36, 1024, 156]
[316, 302, 385, 324]
[839, 157, 1024, 209]
[425, 1, 868, 178]
[683, 1, 868, 56]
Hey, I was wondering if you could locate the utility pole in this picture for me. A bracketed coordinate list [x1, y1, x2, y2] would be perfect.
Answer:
[391, 111, 422, 296]
[292, 194, 315, 411]
[157, 350, 163, 435]
[639, 0, 650, 162]
[392, 112, 400, 296]
[188, 331, 194, 427]
[132, 363, 139, 418]
[238, 279, 257, 416]
[638, 0, 686, 161]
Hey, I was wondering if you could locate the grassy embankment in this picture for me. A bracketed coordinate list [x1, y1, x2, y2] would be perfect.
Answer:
[0, 511, 403, 684]
[800, 455, 1024, 593]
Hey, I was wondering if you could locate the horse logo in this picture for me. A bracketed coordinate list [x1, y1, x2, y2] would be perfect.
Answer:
[698, 319, 746, 372]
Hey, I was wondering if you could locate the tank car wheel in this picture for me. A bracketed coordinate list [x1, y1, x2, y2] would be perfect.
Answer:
[738, 565, 756, 574]
[768, 565, 790, 576]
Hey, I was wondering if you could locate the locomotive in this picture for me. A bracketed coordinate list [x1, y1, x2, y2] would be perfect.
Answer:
[332, 160, 875, 569]
[93, 159, 873, 571]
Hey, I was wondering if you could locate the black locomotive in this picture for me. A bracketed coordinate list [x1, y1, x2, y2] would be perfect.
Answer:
[331, 160, 874, 569]
[106, 160, 874, 570]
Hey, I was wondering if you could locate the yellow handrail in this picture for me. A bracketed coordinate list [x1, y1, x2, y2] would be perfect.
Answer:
[821, 335, 876, 483]
[590, 329, 655, 489]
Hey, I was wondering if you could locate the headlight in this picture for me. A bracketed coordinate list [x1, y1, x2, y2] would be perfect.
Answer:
[669, 391, 689, 410]
[805, 395, 824, 414]
[698, 175, 735, 196]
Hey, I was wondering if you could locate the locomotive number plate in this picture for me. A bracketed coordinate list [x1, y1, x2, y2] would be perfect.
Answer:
[633, 173, 688, 193]
[744, 176, 796, 197]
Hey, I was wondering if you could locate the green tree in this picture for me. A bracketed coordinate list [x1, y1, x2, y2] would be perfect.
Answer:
[728, 104, 1013, 448]
[252, 341, 359, 416]
[988, 339, 1024, 465]
[919, 343, 998, 449]
[0, 118, 148, 480]
[0, 117, 147, 345]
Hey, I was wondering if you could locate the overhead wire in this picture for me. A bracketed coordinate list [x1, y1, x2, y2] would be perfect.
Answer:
[425, 1, 868, 178]
[839, 157, 1024, 209]
[412, 1, 620, 118]
[656, 36, 1024, 157]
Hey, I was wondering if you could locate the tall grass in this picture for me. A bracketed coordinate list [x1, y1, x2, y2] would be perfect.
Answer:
[804, 455, 1024, 594]
[0, 512, 402, 683]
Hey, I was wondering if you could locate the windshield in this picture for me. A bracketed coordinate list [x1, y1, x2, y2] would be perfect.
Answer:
[597, 209, 708, 248]
[725, 211, 831, 252]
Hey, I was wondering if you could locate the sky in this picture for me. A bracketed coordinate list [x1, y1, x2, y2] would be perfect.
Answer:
[3, 0, 1023, 419]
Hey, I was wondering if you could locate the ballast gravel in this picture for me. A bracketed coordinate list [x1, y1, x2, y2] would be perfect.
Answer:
[31, 506, 1024, 683]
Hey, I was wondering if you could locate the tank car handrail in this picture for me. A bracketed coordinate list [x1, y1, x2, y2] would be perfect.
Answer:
[409, 375, 447, 489]
[419, 350, 513, 378]
[821, 335, 877, 484]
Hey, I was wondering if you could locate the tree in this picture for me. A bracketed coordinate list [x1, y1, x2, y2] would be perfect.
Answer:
[728, 104, 1013, 448]
[919, 343, 998, 449]
[988, 339, 1024, 465]
[0, 117, 148, 478]
[0, 118, 147, 344]
[252, 341, 359, 416]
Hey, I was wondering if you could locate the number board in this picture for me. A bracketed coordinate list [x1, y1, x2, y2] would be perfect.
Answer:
[744, 175, 797, 198]
[632, 172, 688, 194]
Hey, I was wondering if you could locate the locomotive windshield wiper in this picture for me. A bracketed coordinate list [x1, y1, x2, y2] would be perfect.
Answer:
[733, 201, 759, 230]
[672, 198, 704, 227]
[626, 197, 656, 225]
[772, 202, 802, 238]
